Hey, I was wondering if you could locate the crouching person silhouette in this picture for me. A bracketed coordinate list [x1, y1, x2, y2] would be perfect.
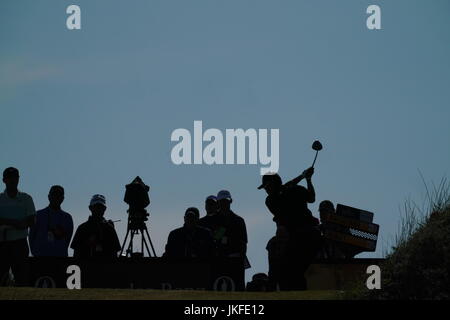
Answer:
[164, 207, 215, 258]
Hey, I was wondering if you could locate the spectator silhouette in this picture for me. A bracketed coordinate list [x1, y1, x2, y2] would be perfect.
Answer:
[70, 194, 121, 259]
[198, 195, 220, 253]
[199, 195, 219, 226]
[215, 190, 248, 260]
[317, 200, 346, 260]
[258, 168, 322, 290]
[246, 273, 270, 292]
[318, 200, 362, 259]
[0, 167, 36, 286]
[29, 185, 73, 257]
[164, 207, 214, 258]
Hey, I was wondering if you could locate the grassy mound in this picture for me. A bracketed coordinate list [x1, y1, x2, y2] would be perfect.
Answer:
[364, 179, 450, 300]
[374, 206, 450, 299]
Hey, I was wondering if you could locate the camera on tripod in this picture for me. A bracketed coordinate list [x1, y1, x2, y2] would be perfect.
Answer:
[124, 176, 150, 230]
[120, 176, 157, 257]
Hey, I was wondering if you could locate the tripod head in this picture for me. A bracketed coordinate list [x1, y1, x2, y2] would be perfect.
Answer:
[127, 207, 149, 231]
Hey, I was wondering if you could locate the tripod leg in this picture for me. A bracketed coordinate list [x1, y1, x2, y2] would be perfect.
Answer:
[129, 230, 136, 255]
[141, 231, 144, 256]
[144, 228, 157, 257]
[142, 236, 151, 257]
[124, 230, 134, 257]
[120, 228, 131, 256]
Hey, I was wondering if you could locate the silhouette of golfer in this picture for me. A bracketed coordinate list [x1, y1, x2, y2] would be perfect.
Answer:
[258, 167, 322, 290]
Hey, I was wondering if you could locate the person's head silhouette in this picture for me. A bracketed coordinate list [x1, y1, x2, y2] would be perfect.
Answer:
[319, 200, 335, 221]
[184, 207, 200, 229]
[48, 185, 65, 210]
[257, 173, 282, 195]
[89, 194, 107, 220]
[205, 195, 218, 215]
[2, 167, 19, 192]
[217, 190, 232, 213]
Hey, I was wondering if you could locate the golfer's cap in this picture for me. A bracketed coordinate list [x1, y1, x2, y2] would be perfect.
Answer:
[3, 167, 19, 179]
[206, 195, 217, 202]
[90, 194, 106, 207]
[257, 173, 282, 189]
[185, 207, 200, 219]
[217, 190, 232, 201]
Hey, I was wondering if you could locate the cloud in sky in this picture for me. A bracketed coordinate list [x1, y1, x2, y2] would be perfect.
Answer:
[0, 59, 61, 87]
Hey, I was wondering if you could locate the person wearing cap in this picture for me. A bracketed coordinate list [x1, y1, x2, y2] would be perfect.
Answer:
[70, 194, 121, 259]
[215, 190, 248, 259]
[258, 168, 322, 290]
[29, 186, 74, 257]
[198, 196, 219, 235]
[0, 167, 36, 286]
[164, 207, 214, 258]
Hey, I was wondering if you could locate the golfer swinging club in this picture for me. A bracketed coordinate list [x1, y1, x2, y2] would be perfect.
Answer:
[258, 141, 323, 290]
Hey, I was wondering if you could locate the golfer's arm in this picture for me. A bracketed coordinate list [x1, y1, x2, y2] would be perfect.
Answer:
[285, 173, 305, 187]
[306, 178, 315, 203]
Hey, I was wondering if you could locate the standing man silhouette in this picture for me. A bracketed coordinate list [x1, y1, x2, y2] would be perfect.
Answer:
[198, 195, 220, 256]
[198, 195, 219, 230]
[215, 190, 248, 259]
[0, 167, 36, 286]
[29, 185, 73, 257]
[70, 194, 121, 259]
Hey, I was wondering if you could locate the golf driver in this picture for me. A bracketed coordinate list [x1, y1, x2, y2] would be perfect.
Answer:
[311, 140, 323, 168]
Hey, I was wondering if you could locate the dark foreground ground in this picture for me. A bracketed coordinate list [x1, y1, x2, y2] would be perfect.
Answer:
[0, 287, 344, 300]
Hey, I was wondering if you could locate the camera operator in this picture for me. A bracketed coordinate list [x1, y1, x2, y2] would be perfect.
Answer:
[70, 194, 121, 259]
[258, 168, 322, 290]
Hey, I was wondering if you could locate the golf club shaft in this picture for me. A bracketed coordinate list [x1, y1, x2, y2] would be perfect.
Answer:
[311, 150, 319, 168]
[285, 145, 320, 186]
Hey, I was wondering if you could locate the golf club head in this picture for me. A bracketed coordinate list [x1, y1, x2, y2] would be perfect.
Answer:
[312, 140, 323, 151]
